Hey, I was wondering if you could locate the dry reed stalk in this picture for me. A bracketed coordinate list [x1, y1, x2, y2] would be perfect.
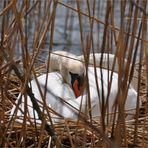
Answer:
[0, 0, 147, 147]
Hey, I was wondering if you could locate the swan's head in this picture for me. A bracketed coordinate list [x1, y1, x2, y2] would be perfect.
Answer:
[61, 59, 85, 98]
[46, 51, 85, 98]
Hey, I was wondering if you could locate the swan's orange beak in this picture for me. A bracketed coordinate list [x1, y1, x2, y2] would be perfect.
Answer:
[69, 72, 84, 98]
[73, 79, 83, 98]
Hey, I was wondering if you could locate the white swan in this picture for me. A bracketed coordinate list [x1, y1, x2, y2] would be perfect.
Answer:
[10, 51, 139, 124]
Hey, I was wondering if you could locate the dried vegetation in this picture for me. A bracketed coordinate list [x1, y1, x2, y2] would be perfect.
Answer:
[0, 0, 148, 147]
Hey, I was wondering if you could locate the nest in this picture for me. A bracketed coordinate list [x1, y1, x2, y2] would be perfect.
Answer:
[0, 62, 147, 147]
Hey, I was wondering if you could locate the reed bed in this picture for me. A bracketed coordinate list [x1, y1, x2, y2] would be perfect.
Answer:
[0, 0, 148, 147]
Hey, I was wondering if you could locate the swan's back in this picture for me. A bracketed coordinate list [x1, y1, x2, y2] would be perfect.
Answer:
[85, 67, 138, 119]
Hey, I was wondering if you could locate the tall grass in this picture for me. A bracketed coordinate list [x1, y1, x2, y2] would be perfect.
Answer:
[0, 0, 147, 147]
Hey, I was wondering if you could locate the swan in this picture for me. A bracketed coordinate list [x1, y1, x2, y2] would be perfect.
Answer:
[10, 51, 140, 124]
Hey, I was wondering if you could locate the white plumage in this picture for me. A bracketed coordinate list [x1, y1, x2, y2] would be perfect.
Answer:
[10, 51, 139, 124]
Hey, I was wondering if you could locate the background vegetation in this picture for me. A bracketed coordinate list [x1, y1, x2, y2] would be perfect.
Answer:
[0, 0, 147, 147]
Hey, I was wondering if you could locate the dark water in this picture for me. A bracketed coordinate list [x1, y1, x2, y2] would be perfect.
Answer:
[0, 0, 147, 62]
